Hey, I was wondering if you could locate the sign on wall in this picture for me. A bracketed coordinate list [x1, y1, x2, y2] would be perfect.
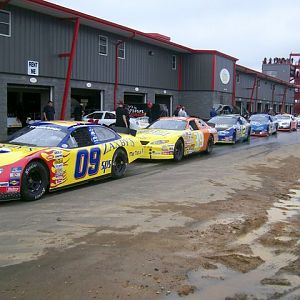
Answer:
[27, 61, 39, 76]
[220, 68, 230, 85]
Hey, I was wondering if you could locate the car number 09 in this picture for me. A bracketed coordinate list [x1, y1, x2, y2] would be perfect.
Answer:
[74, 148, 101, 179]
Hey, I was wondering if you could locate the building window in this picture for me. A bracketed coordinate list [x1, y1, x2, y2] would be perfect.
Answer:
[172, 55, 177, 70]
[257, 79, 261, 87]
[118, 41, 125, 59]
[236, 73, 240, 83]
[99, 35, 108, 55]
[0, 10, 11, 37]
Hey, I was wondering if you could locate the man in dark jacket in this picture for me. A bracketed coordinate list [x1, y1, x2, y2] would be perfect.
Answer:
[115, 101, 129, 128]
[43, 100, 55, 121]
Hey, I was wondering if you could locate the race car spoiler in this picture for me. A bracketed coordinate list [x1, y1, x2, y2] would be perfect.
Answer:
[110, 126, 137, 137]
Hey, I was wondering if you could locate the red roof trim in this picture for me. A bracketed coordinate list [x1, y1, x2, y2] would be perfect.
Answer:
[192, 50, 238, 62]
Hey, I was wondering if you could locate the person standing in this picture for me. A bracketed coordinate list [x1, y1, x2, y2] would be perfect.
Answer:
[145, 101, 153, 123]
[173, 105, 181, 117]
[43, 100, 55, 121]
[115, 101, 129, 128]
[74, 103, 84, 121]
[178, 106, 188, 117]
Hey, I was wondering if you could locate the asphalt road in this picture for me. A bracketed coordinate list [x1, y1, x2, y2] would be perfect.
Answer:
[1, 130, 299, 268]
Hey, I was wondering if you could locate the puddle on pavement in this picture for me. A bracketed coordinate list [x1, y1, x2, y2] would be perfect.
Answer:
[161, 187, 300, 300]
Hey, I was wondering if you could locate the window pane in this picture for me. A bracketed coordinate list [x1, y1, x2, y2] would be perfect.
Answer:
[93, 127, 116, 141]
[99, 45, 107, 55]
[0, 23, 9, 35]
[0, 11, 9, 23]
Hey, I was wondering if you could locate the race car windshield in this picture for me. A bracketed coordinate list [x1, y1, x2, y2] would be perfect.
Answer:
[250, 115, 269, 122]
[148, 120, 187, 130]
[276, 115, 291, 120]
[209, 117, 237, 126]
[8, 125, 68, 147]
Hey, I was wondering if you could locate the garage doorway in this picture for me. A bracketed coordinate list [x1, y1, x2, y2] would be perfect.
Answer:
[155, 94, 172, 116]
[7, 85, 50, 134]
[71, 88, 102, 118]
[124, 93, 145, 105]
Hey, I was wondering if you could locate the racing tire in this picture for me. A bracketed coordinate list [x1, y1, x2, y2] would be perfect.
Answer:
[111, 149, 128, 179]
[204, 136, 214, 154]
[21, 161, 49, 201]
[173, 139, 184, 162]
[232, 132, 237, 144]
[246, 129, 251, 141]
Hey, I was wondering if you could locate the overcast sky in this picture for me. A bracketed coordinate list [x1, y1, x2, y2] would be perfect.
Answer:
[51, 0, 299, 71]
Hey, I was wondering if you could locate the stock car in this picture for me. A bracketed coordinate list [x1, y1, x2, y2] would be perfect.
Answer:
[276, 114, 297, 131]
[136, 117, 218, 161]
[208, 115, 251, 144]
[249, 114, 277, 136]
[0, 121, 143, 201]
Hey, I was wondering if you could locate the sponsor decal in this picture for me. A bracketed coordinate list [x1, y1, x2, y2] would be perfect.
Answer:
[0, 168, 4, 175]
[11, 167, 22, 173]
[10, 172, 21, 178]
[101, 160, 111, 173]
[9, 179, 20, 186]
[0, 182, 9, 187]
[54, 163, 64, 170]
[0, 147, 11, 153]
[53, 150, 63, 159]
[7, 187, 20, 193]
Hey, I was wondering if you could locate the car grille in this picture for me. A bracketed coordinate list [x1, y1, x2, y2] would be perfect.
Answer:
[140, 141, 149, 145]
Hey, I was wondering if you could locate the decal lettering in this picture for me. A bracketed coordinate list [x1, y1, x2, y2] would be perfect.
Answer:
[101, 160, 111, 173]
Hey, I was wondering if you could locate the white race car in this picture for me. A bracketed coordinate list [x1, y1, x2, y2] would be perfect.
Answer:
[83, 111, 149, 130]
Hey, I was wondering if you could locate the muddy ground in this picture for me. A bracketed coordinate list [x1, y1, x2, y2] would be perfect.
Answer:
[0, 139, 300, 300]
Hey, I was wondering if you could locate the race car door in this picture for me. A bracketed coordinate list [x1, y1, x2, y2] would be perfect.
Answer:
[188, 119, 205, 152]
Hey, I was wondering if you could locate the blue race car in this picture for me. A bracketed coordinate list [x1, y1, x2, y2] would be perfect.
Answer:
[208, 115, 251, 144]
[249, 114, 277, 136]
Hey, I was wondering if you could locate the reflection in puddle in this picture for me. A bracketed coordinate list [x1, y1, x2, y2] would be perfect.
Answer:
[161, 188, 300, 300]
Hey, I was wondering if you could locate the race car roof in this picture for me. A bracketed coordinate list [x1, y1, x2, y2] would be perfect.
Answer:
[4, 0, 237, 60]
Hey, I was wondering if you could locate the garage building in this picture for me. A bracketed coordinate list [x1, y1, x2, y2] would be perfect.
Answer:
[0, 0, 295, 139]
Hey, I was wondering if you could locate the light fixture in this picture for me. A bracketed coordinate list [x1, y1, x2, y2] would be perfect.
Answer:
[134, 87, 139, 92]
[30, 77, 37, 83]
[86, 82, 92, 88]
[163, 90, 167, 94]
[148, 51, 154, 56]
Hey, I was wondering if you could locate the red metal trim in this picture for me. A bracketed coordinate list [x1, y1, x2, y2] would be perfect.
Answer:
[60, 17, 80, 120]
[232, 62, 236, 106]
[280, 86, 288, 113]
[249, 76, 257, 113]
[177, 55, 183, 91]
[113, 32, 136, 110]
[0, 0, 10, 9]
[211, 55, 216, 91]
[58, 53, 70, 58]
[193, 50, 238, 62]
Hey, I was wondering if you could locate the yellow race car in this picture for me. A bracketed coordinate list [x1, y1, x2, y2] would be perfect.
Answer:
[136, 117, 218, 161]
[0, 121, 143, 201]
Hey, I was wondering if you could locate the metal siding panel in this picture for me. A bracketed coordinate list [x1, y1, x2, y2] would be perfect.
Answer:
[215, 56, 234, 93]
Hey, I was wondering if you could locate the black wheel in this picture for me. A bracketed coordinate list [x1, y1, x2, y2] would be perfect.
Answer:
[111, 149, 128, 179]
[246, 129, 251, 141]
[232, 131, 237, 144]
[173, 139, 184, 161]
[205, 136, 214, 154]
[21, 161, 49, 201]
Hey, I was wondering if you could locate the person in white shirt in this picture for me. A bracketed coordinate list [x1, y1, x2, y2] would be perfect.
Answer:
[178, 106, 188, 117]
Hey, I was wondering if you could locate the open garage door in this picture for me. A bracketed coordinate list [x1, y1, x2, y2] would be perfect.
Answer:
[155, 94, 172, 116]
[124, 93, 145, 105]
[71, 88, 102, 118]
[7, 85, 50, 134]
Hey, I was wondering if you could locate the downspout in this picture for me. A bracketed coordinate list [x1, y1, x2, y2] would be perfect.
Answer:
[59, 17, 80, 120]
[249, 76, 257, 113]
[232, 62, 236, 107]
[113, 32, 136, 110]
[281, 86, 287, 113]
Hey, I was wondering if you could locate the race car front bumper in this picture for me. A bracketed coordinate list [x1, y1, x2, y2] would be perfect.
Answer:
[0, 192, 20, 201]
[140, 144, 174, 160]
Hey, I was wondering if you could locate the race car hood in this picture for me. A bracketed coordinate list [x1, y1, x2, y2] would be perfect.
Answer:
[215, 125, 235, 132]
[0, 144, 44, 166]
[137, 129, 181, 141]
